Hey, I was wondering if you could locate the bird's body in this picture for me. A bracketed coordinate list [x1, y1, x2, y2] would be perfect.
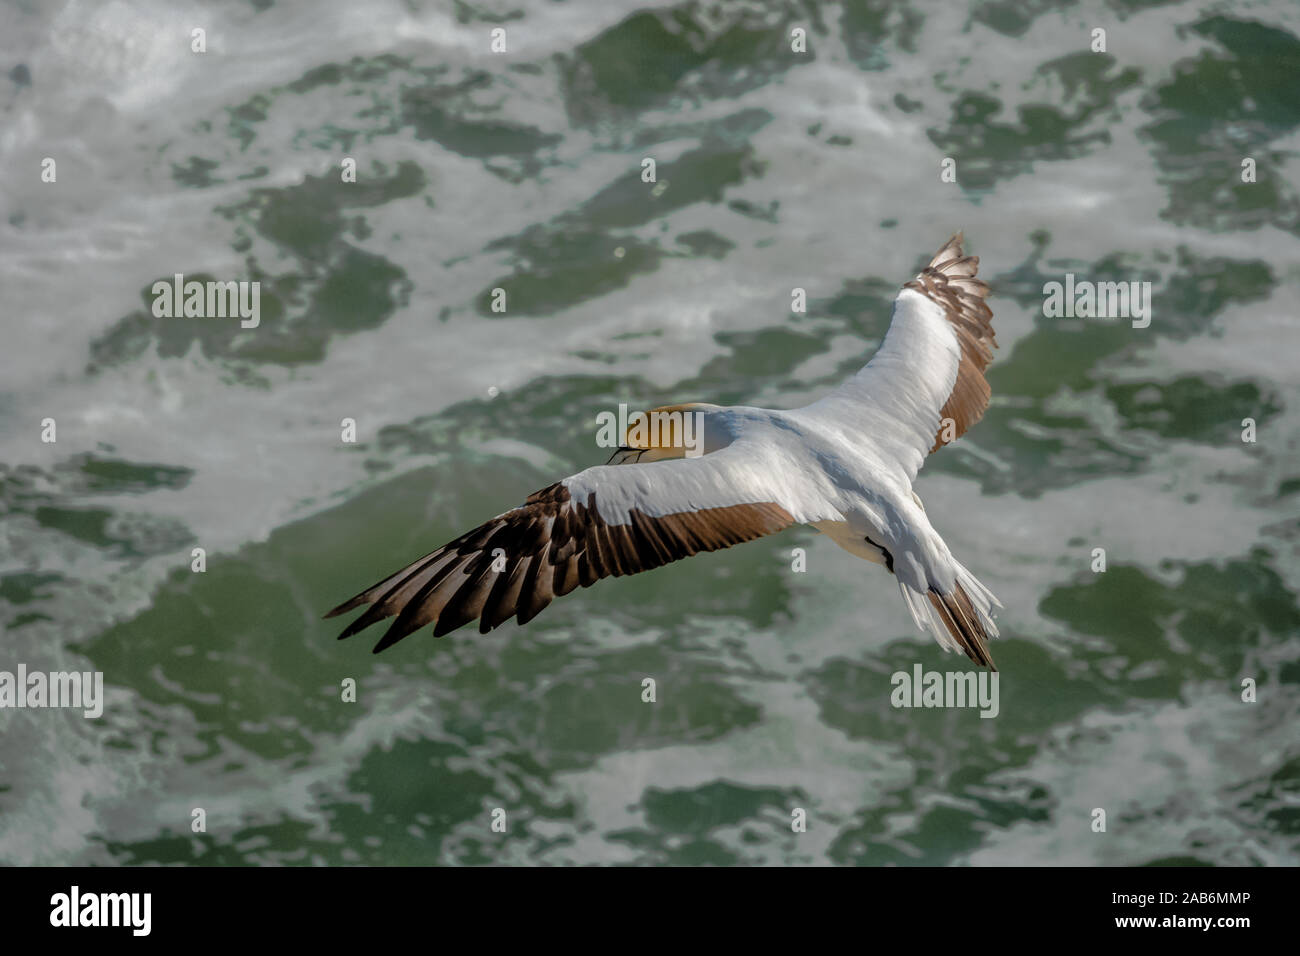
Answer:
[327, 234, 1003, 667]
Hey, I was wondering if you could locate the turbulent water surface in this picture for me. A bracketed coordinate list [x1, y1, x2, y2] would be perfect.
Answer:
[1, 0, 1297, 865]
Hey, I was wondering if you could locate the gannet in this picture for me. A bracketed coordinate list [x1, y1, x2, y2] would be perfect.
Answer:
[326, 234, 1003, 668]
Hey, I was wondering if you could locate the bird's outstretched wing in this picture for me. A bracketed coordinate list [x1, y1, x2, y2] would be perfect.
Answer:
[803, 232, 997, 482]
[325, 441, 837, 652]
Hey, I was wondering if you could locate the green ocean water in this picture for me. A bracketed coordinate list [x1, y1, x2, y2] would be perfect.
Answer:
[0, 0, 1297, 865]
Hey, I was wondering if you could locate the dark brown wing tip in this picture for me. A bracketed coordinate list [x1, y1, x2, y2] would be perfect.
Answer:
[328, 484, 798, 655]
[323, 596, 365, 620]
[371, 627, 409, 654]
[924, 231, 967, 269]
[939, 230, 963, 255]
[907, 232, 998, 453]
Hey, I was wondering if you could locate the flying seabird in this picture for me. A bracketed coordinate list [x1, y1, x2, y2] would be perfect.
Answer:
[326, 233, 1003, 668]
